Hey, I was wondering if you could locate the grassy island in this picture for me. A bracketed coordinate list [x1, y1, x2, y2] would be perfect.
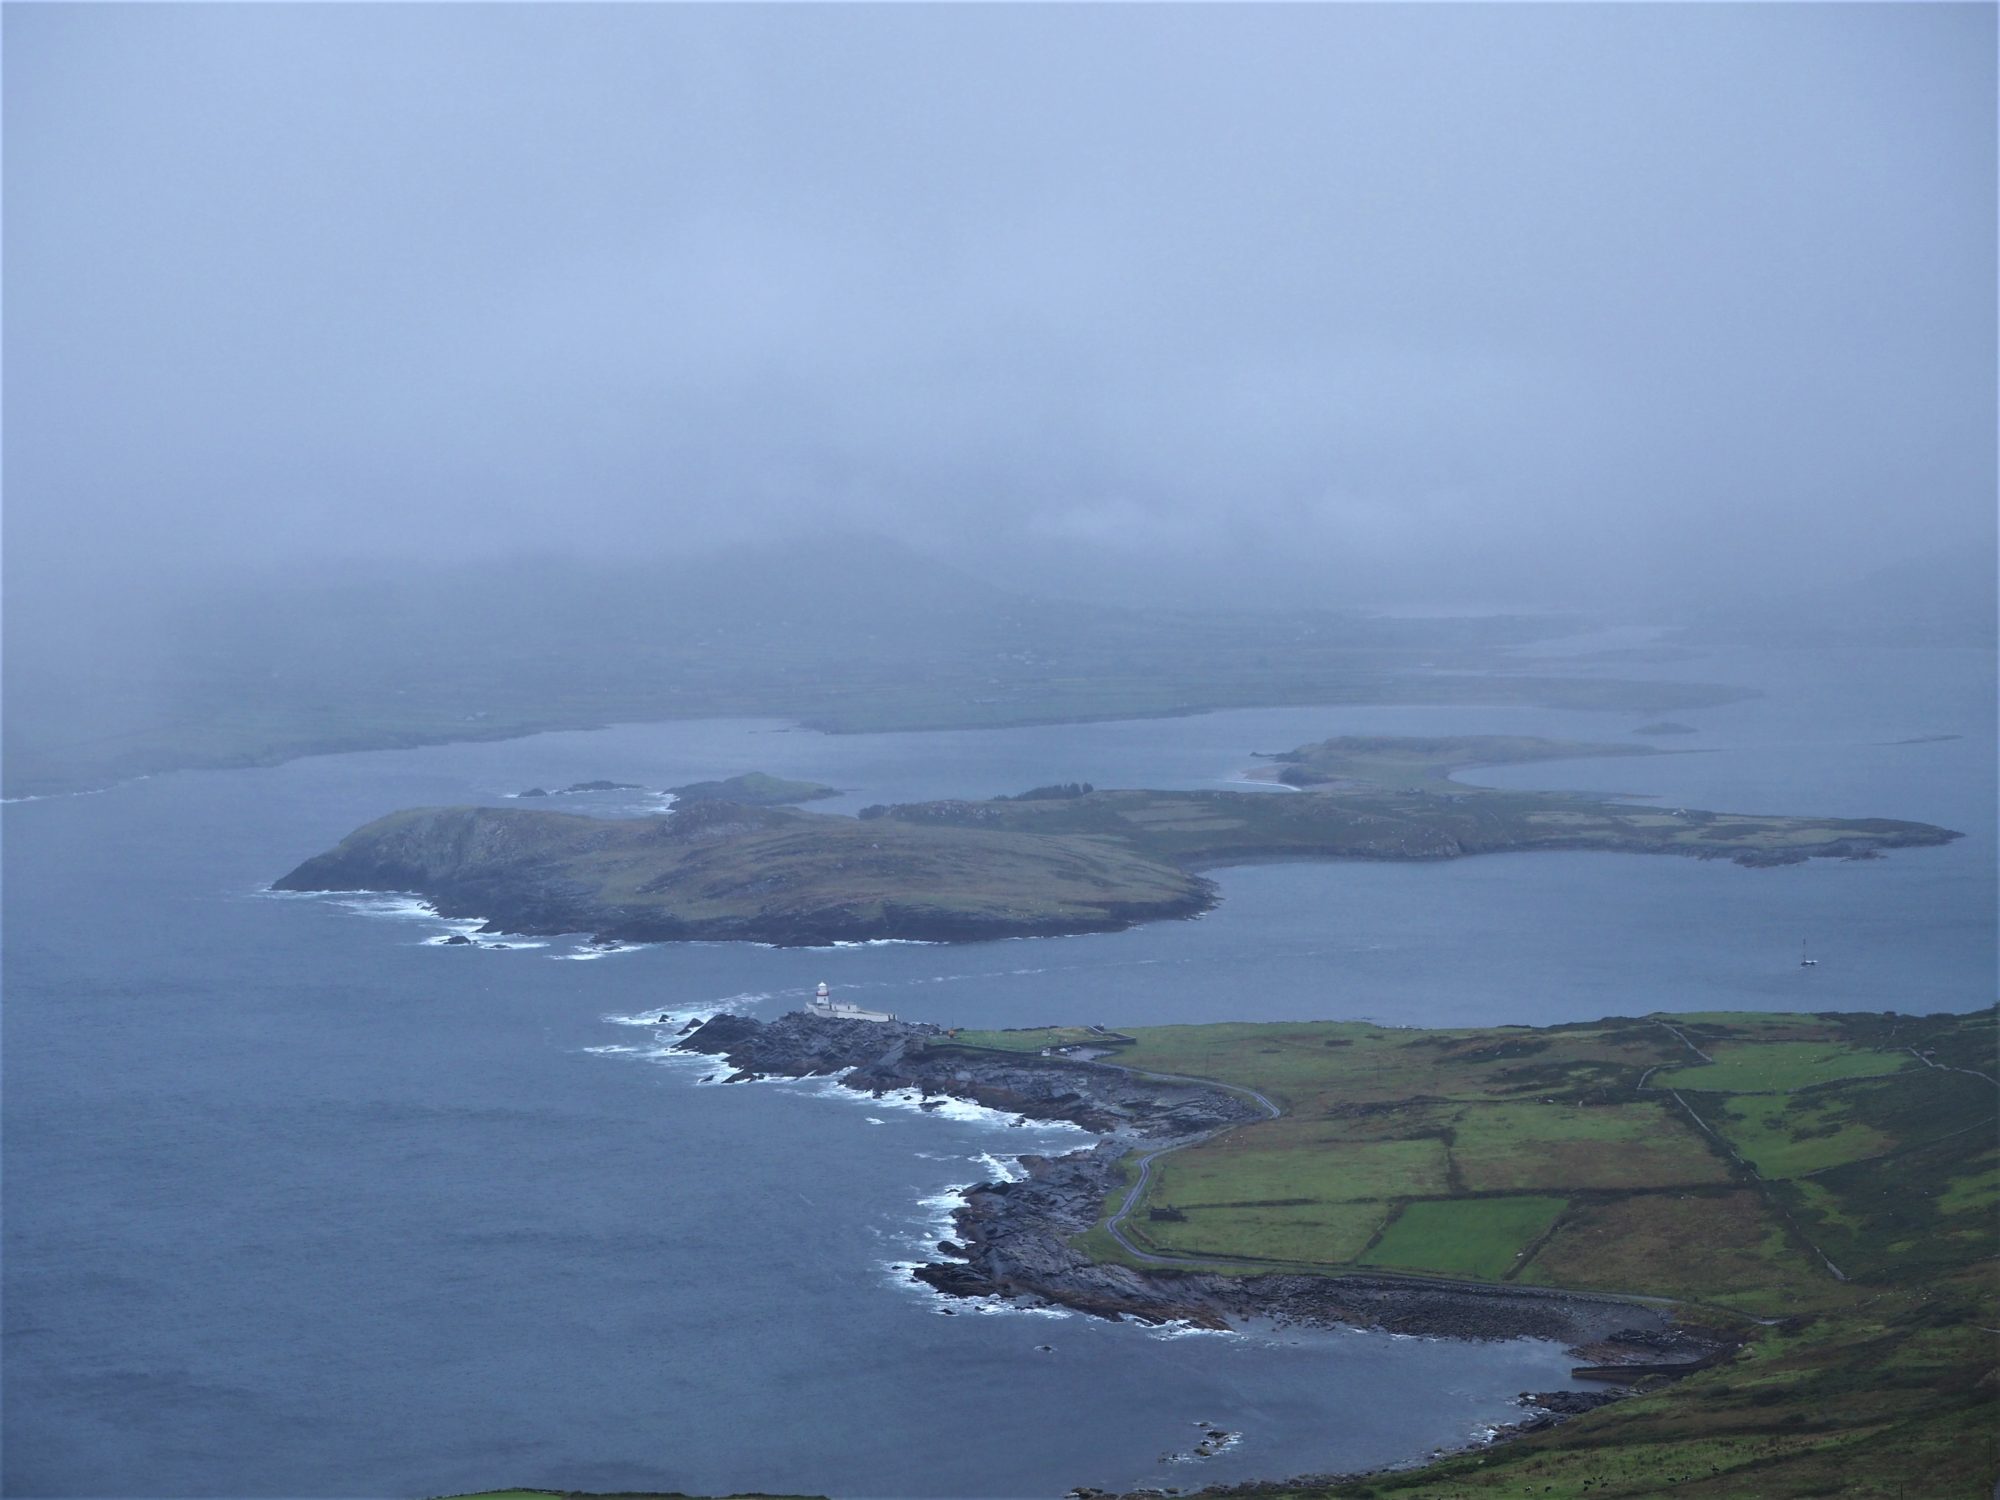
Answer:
[277, 738, 1959, 945]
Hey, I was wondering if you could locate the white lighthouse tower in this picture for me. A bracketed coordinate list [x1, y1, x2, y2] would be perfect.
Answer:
[806, 980, 896, 1023]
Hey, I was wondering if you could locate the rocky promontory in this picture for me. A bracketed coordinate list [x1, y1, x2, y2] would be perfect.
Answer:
[675, 1011, 1678, 1349]
[675, 1011, 1259, 1136]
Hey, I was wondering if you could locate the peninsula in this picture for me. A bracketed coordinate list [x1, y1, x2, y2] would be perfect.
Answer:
[275, 738, 1960, 945]
[667, 1002, 1996, 1499]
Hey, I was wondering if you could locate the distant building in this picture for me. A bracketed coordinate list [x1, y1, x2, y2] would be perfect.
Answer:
[807, 980, 896, 1024]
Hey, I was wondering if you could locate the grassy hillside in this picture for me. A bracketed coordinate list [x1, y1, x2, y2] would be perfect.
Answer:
[873, 776, 1958, 871]
[275, 799, 1213, 944]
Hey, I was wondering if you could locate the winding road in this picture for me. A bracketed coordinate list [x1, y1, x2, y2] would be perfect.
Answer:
[1095, 1063, 1281, 1265]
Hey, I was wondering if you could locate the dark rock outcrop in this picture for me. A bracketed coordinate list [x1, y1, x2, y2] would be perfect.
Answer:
[675, 1012, 1257, 1136]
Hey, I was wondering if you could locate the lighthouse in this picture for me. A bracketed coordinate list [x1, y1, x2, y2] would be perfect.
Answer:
[806, 980, 896, 1024]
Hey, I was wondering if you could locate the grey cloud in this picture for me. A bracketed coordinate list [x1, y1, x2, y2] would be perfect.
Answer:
[6, 2, 1993, 616]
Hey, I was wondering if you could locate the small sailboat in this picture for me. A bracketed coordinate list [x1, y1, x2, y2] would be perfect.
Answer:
[1799, 940, 1819, 968]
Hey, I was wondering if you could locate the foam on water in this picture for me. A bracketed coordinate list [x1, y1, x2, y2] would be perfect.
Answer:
[554, 942, 644, 961]
[971, 1151, 1026, 1183]
[590, 1007, 1096, 1323]
[273, 889, 559, 951]
[601, 992, 768, 1029]
[1, 777, 137, 805]
[810, 937, 941, 949]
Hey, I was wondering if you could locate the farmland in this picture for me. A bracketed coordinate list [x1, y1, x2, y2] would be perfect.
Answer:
[1061, 1005, 1997, 1497]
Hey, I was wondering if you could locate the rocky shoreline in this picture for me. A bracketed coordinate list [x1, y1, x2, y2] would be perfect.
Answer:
[675, 1011, 1258, 1136]
[674, 1012, 1707, 1352]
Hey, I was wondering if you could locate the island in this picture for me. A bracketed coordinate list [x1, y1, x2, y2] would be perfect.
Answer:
[665, 770, 840, 806]
[274, 737, 1961, 945]
[658, 1001, 1996, 1499]
[516, 780, 646, 797]
[1245, 733, 1661, 788]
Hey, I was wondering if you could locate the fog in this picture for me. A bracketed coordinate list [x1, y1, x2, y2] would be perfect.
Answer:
[6, 4, 1994, 627]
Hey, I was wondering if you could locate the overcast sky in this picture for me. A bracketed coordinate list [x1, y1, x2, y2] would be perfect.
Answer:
[7, 3, 1994, 614]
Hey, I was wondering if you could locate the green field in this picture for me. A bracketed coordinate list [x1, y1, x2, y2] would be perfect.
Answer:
[1447, 1099, 1731, 1192]
[1656, 1040, 1916, 1093]
[1144, 1200, 1392, 1266]
[1361, 1196, 1568, 1278]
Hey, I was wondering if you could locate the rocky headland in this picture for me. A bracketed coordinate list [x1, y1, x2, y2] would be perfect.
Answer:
[673, 1011, 1691, 1353]
[676, 1010, 1257, 1136]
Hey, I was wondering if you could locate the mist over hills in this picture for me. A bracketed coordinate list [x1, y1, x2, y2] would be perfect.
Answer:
[1678, 547, 1997, 649]
[2, 533, 1610, 798]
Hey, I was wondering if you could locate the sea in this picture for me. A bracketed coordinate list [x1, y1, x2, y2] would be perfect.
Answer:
[4, 642, 1992, 1499]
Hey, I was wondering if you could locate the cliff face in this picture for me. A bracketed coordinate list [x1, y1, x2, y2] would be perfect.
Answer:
[274, 801, 1216, 945]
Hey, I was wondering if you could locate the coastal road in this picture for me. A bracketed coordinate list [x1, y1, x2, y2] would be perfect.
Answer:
[1091, 1062, 1281, 1267]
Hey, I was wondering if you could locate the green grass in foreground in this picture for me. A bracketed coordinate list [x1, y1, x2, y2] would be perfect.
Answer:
[1066, 1005, 1997, 1497]
[1361, 1196, 1567, 1279]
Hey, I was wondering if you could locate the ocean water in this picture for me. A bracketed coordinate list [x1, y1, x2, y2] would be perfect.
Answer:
[4, 644, 1992, 1498]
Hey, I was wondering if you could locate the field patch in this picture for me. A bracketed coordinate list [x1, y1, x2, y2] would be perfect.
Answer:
[1775, 1136, 2000, 1283]
[1138, 1201, 1389, 1266]
[1517, 1189, 1825, 1311]
[1152, 1125, 1450, 1206]
[1702, 1089, 1894, 1179]
[1360, 1195, 1566, 1279]
[1655, 1040, 1913, 1093]
[1448, 1099, 1729, 1191]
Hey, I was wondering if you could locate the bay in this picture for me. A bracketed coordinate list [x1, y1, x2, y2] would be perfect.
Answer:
[4, 644, 1990, 1498]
